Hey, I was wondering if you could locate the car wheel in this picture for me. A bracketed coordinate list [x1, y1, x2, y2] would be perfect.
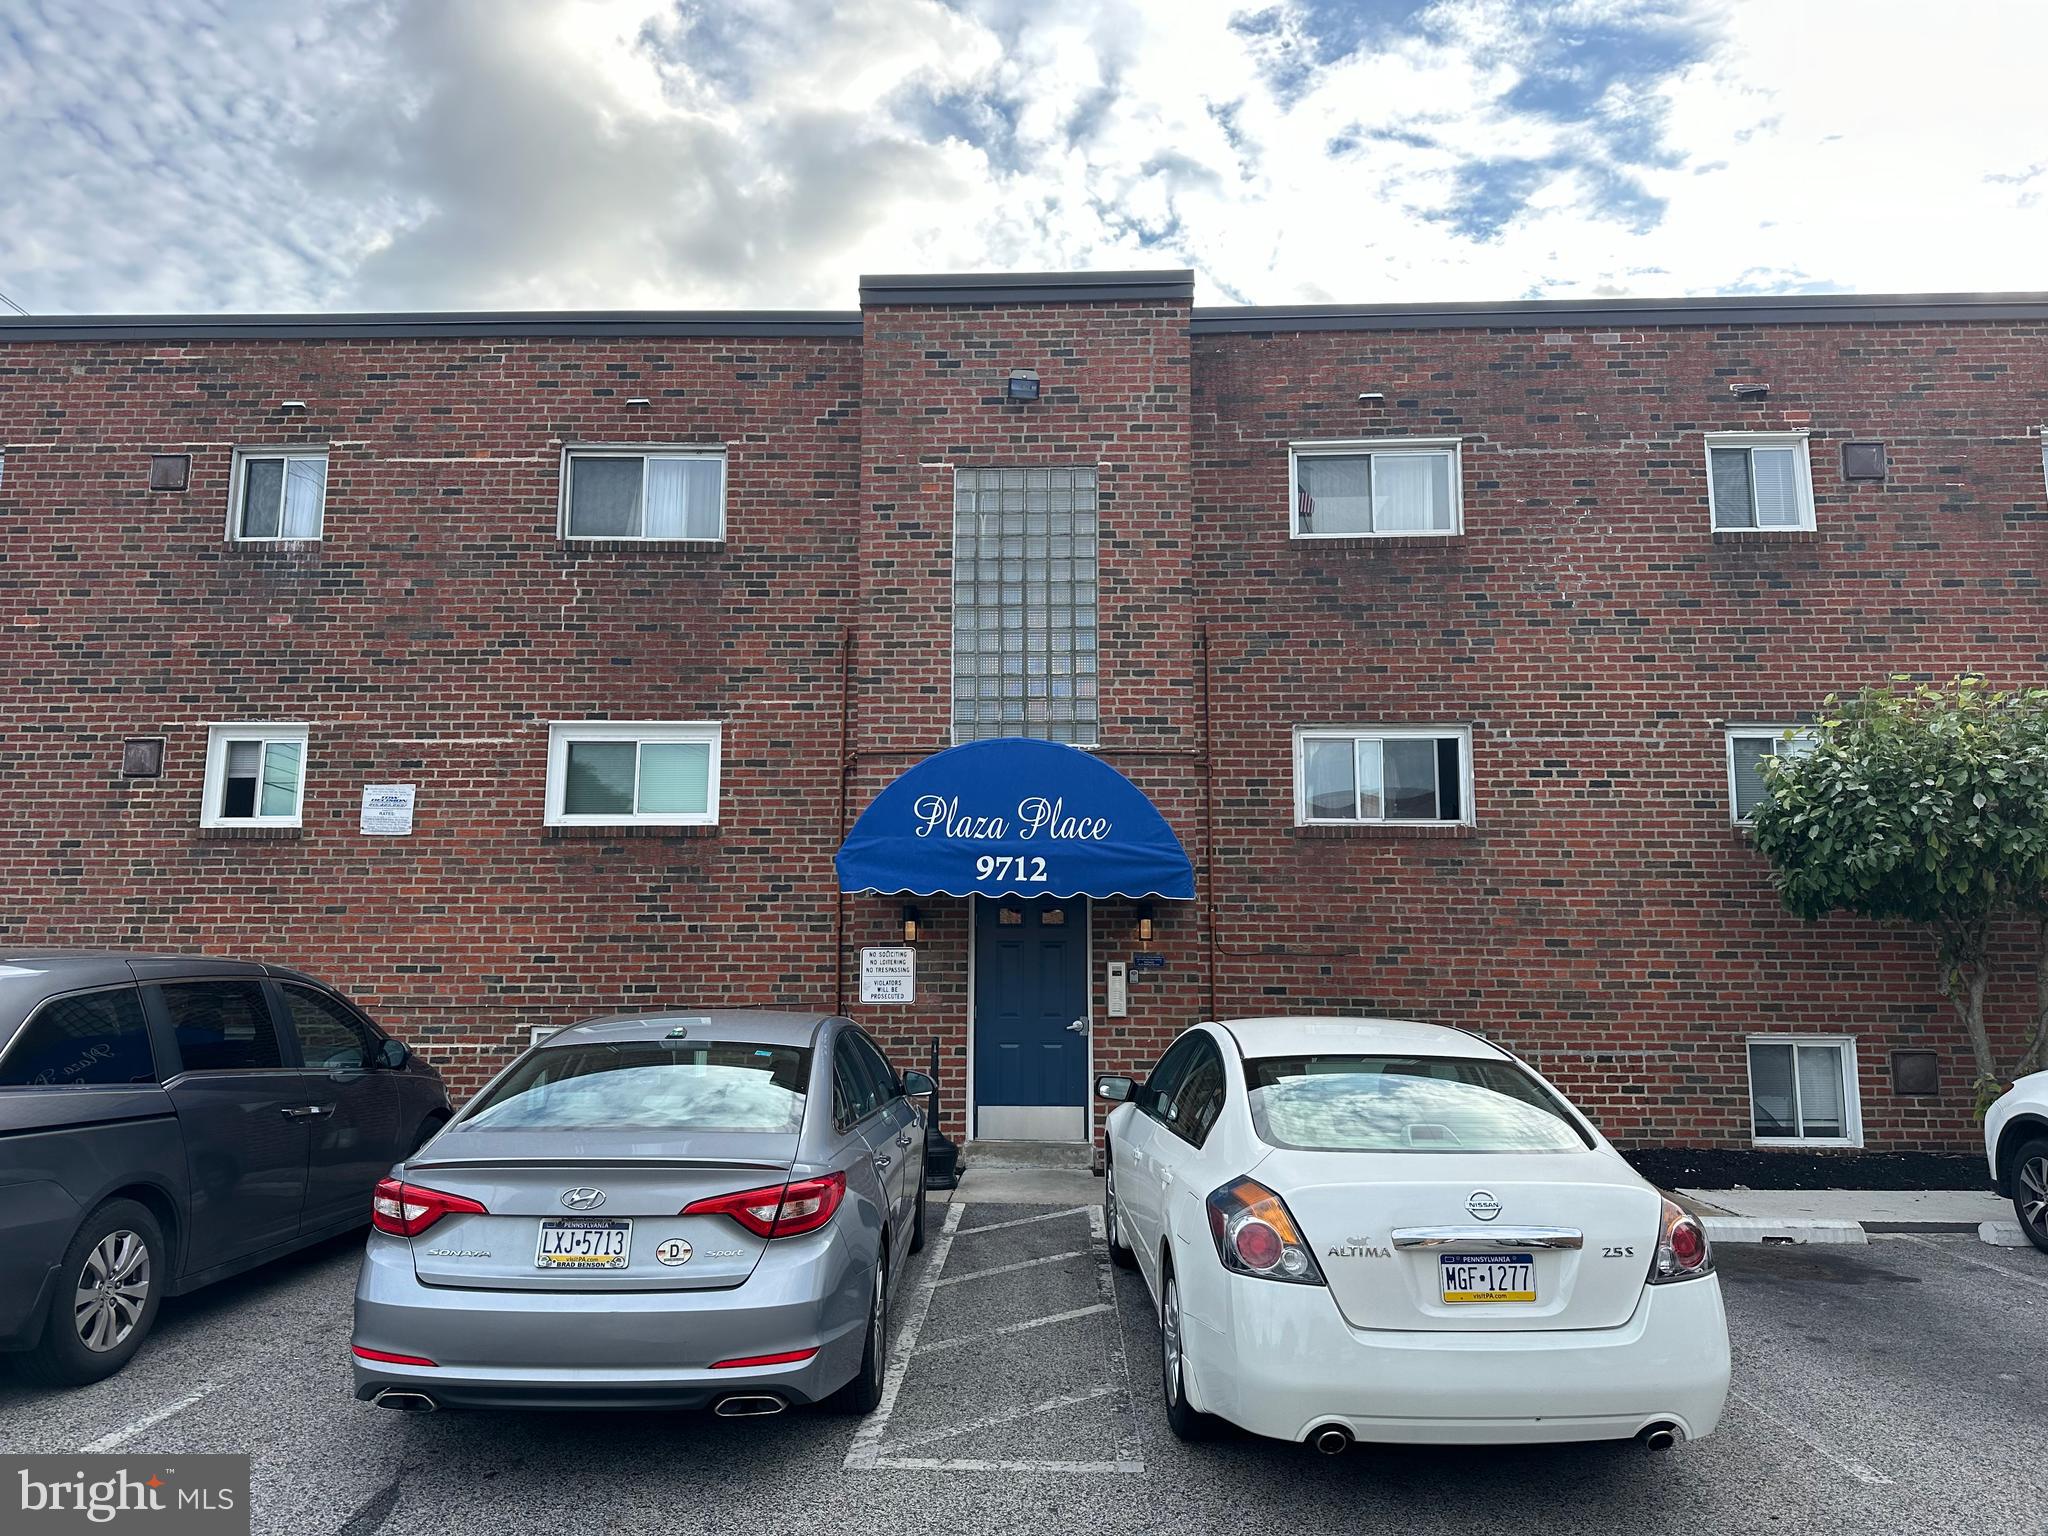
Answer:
[1104, 1157, 1138, 1270]
[827, 1249, 888, 1414]
[1159, 1270, 1207, 1441]
[2014, 1138, 2048, 1254]
[909, 1179, 928, 1255]
[21, 1199, 166, 1388]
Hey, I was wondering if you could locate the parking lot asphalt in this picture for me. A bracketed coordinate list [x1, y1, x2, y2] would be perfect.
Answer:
[0, 1199, 2041, 1536]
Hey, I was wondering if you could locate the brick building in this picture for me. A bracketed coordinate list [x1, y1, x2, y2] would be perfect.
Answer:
[3, 271, 2043, 1153]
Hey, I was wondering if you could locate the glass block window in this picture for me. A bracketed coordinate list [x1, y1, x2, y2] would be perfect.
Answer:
[952, 467, 1098, 745]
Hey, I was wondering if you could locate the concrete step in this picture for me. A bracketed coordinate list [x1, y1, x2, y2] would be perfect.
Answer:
[965, 1138, 1095, 1171]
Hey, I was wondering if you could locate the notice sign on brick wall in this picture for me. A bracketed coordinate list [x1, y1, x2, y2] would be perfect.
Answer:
[860, 946, 916, 1003]
[359, 784, 416, 836]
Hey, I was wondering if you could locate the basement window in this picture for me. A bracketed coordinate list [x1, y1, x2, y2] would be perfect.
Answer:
[1725, 725, 1818, 823]
[1289, 440, 1461, 538]
[562, 448, 725, 541]
[1705, 433, 1814, 532]
[1295, 726, 1471, 826]
[1748, 1036, 1862, 1146]
[230, 449, 328, 540]
[546, 722, 721, 826]
[201, 723, 308, 828]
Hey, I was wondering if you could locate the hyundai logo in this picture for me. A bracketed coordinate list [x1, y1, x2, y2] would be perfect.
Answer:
[560, 1187, 607, 1210]
[1466, 1190, 1502, 1222]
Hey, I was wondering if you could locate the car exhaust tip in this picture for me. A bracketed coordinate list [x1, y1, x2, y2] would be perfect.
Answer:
[1638, 1423, 1680, 1451]
[373, 1390, 438, 1413]
[714, 1394, 787, 1418]
[1311, 1424, 1353, 1456]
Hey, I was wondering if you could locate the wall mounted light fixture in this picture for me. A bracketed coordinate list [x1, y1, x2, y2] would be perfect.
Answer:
[1729, 382, 1771, 400]
[1136, 904, 1155, 943]
[1006, 369, 1041, 402]
[626, 397, 651, 408]
[901, 905, 921, 944]
[1356, 391, 1386, 402]
[278, 399, 307, 413]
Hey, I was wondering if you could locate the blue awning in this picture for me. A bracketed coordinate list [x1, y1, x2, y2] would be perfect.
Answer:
[835, 738, 1196, 901]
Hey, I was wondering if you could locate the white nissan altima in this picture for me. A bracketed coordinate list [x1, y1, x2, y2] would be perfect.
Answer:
[1097, 1017, 1730, 1453]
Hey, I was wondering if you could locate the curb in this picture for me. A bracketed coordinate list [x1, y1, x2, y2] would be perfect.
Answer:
[1701, 1216, 1866, 1245]
[1978, 1220, 2034, 1249]
[1860, 1220, 1982, 1235]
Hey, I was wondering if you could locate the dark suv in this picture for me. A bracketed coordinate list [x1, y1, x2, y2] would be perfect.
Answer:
[0, 952, 451, 1385]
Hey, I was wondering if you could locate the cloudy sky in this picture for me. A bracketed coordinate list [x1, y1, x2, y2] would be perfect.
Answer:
[3, 0, 2045, 315]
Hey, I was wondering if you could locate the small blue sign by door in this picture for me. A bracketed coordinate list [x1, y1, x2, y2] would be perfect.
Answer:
[974, 896, 1089, 1141]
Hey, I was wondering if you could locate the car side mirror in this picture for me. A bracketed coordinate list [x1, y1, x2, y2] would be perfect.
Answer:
[1095, 1073, 1137, 1103]
[378, 1038, 410, 1070]
[901, 1070, 936, 1098]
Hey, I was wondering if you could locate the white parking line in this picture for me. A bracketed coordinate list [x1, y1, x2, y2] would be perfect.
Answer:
[1882, 1232, 2048, 1289]
[881, 1384, 1124, 1453]
[915, 1302, 1112, 1355]
[954, 1206, 1091, 1238]
[932, 1249, 1091, 1288]
[81, 1381, 221, 1452]
[847, 1199, 1145, 1475]
[1728, 1389, 1892, 1486]
[843, 1200, 963, 1471]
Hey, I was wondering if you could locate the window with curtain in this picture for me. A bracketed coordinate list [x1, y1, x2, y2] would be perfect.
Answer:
[201, 724, 308, 827]
[546, 723, 720, 826]
[951, 466, 1098, 745]
[1726, 726, 1818, 821]
[1296, 727, 1470, 825]
[1291, 442, 1460, 537]
[232, 450, 328, 540]
[1747, 1038, 1859, 1143]
[563, 450, 724, 540]
[1706, 435, 1814, 530]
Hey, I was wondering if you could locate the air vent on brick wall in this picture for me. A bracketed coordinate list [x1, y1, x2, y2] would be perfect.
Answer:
[1841, 441, 1887, 481]
[148, 454, 191, 491]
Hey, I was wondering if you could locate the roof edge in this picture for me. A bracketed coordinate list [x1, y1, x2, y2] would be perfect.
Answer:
[859, 269, 1195, 306]
[1190, 291, 2048, 334]
[0, 311, 866, 343]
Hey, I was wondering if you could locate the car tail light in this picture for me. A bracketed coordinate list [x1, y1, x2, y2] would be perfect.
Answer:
[1205, 1177, 1326, 1285]
[371, 1176, 488, 1237]
[1647, 1195, 1714, 1284]
[711, 1348, 820, 1369]
[683, 1172, 846, 1239]
[352, 1344, 438, 1367]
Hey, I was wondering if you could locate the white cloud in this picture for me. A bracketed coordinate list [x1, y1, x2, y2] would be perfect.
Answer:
[1, 0, 2045, 313]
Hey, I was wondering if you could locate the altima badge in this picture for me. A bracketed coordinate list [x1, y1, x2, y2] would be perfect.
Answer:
[561, 1187, 607, 1210]
[1466, 1190, 1503, 1221]
[655, 1238, 693, 1266]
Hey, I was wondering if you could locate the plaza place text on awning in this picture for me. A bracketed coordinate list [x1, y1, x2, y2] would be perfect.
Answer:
[834, 737, 1196, 901]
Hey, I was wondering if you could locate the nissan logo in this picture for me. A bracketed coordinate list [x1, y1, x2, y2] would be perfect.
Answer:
[1466, 1190, 1502, 1222]
[560, 1187, 607, 1210]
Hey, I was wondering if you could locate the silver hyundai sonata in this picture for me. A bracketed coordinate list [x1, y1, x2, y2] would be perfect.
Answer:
[350, 1010, 930, 1416]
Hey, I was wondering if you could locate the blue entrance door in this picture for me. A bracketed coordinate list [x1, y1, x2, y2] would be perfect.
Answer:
[974, 896, 1089, 1140]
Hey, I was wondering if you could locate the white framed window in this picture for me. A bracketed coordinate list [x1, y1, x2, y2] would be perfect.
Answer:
[545, 722, 721, 827]
[1289, 439, 1461, 539]
[1725, 725, 1818, 823]
[229, 449, 328, 541]
[200, 723, 308, 828]
[560, 446, 725, 541]
[1294, 725, 1472, 826]
[1705, 433, 1814, 532]
[1747, 1036, 1862, 1146]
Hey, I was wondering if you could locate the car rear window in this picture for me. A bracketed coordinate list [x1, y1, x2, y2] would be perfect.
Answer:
[1243, 1054, 1591, 1153]
[462, 1041, 812, 1133]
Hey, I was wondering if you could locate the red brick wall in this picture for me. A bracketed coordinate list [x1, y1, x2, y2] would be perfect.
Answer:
[1192, 320, 2048, 1147]
[1, 334, 863, 1089]
[3, 301, 2042, 1149]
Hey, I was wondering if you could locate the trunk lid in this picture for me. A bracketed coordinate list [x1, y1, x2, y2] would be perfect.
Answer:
[1256, 1147, 1662, 1331]
[401, 1129, 796, 1292]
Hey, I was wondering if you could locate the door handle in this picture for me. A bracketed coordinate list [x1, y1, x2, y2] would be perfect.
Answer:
[896, 1132, 916, 1147]
[280, 1105, 328, 1119]
[1067, 1018, 1089, 1034]
[874, 1156, 893, 1172]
